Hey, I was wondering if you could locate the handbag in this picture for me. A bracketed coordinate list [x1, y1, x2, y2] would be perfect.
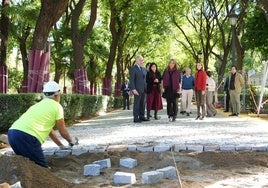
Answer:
[162, 92, 167, 98]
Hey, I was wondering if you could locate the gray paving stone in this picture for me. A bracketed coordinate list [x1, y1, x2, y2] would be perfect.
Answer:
[142, 171, 164, 184]
[114, 172, 136, 184]
[93, 158, 111, 169]
[220, 145, 236, 151]
[120, 158, 137, 169]
[127, 145, 137, 151]
[204, 145, 220, 151]
[156, 166, 176, 179]
[83, 164, 101, 176]
[154, 145, 170, 152]
[89, 145, 107, 153]
[43, 149, 55, 156]
[252, 145, 267, 151]
[71, 146, 88, 156]
[137, 146, 154, 152]
[87, 145, 96, 152]
[10, 181, 22, 188]
[187, 145, 204, 152]
[173, 145, 187, 152]
[54, 150, 71, 157]
[236, 145, 252, 151]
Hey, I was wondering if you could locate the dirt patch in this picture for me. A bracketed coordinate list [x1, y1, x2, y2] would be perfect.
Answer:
[1, 151, 268, 188]
[0, 155, 72, 188]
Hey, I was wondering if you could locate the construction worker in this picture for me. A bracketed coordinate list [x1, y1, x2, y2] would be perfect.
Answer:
[8, 81, 78, 168]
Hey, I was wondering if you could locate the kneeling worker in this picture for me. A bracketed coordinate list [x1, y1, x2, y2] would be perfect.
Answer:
[8, 81, 78, 168]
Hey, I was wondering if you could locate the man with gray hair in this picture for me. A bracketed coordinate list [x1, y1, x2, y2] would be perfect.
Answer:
[181, 68, 195, 116]
[129, 55, 149, 123]
[8, 81, 78, 168]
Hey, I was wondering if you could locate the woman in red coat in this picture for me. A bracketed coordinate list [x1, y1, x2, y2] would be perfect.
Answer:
[146, 62, 163, 120]
[194, 62, 207, 120]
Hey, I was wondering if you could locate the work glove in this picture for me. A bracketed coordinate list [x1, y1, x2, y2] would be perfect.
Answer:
[69, 137, 79, 147]
[59, 145, 71, 150]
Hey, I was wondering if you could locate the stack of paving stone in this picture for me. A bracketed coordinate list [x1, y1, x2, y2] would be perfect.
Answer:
[114, 157, 177, 185]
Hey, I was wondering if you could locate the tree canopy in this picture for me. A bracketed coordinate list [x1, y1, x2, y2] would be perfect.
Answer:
[0, 0, 267, 93]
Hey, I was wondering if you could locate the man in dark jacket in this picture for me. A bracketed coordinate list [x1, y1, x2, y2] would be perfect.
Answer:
[129, 55, 149, 123]
[121, 79, 130, 110]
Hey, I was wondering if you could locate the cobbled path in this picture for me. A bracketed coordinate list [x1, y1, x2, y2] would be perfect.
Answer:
[41, 103, 268, 150]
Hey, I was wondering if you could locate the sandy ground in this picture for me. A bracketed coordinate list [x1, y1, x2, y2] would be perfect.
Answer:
[1, 150, 268, 188]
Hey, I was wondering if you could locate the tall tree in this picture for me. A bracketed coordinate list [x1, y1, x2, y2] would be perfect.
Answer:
[70, 0, 97, 94]
[0, 0, 10, 93]
[27, 0, 68, 92]
[102, 0, 131, 95]
[243, 10, 268, 59]
[31, 0, 68, 50]
[9, 0, 39, 92]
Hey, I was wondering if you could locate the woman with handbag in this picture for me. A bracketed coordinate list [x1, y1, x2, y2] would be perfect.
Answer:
[162, 59, 181, 122]
[146, 62, 163, 120]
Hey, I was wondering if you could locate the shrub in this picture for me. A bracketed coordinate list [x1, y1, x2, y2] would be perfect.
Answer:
[0, 94, 123, 132]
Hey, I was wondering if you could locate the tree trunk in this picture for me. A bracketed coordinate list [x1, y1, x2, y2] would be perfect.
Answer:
[18, 26, 31, 83]
[71, 0, 97, 94]
[115, 44, 123, 97]
[31, 0, 68, 50]
[28, 0, 67, 93]
[0, 0, 9, 67]
[0, 0, 9, 93]
[103, 0, 120, 95]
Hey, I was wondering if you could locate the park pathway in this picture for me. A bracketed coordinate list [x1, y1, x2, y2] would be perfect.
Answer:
[40, 102, 268, 150]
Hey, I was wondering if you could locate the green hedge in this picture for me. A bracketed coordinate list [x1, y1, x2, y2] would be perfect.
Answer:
[0, 94, 38, 132]
[0, 94, 124, 132]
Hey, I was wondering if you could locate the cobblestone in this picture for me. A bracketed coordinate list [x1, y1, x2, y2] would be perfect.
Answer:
[114, 172, 136, 185]
[142, 171, 164, 184]
[120, 158, 137, 169]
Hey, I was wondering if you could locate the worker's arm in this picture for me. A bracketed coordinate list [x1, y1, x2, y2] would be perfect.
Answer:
[49, 129, 64, 147]
[56, 119, 73, 145]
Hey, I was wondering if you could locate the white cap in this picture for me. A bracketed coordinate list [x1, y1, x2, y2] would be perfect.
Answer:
[43, 81, 60, 93]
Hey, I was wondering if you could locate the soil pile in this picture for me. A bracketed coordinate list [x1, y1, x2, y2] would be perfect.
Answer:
[0, 155, 72, 188]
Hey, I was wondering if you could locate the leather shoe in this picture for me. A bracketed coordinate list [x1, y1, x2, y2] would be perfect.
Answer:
[229, 113, 238, 116]
[195, 116, 200, 120]
[134, 119, 142, 123]
[140, 117, 149, 121]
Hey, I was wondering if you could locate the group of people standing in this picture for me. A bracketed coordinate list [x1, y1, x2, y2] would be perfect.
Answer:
[123, 55, 244, 123]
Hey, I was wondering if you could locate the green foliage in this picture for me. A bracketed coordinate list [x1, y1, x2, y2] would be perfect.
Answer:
[243, 10, 268, 59]
[0, 94, 37, 132]
[60, 94, 84, 119]
[113, 96, 123, 109]
[81, 95, 103, 117]
[8, 68, 23, 93]
[0, 93, 123, 132]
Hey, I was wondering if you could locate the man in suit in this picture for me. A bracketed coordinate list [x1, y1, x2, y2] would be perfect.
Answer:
[121, 79, 130, 110]
[129, 55, 149, 123]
